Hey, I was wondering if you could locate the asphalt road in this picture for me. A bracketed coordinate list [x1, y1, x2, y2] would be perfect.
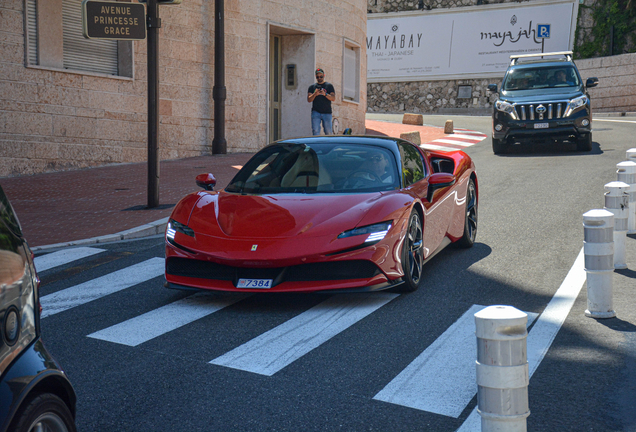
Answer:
[37, 115, 636, 432]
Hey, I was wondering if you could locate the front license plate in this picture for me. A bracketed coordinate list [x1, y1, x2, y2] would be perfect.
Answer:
[237, 278, 273, 289]
[534, 122, 549, 129]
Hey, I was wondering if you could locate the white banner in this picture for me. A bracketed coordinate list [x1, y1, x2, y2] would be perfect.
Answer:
[367, 1, 577, 82]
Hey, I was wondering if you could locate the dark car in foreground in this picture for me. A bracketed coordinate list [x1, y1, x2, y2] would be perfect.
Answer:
[0, 185, 76, 432]
[488, 51, 599, 154]
[165, 136, 478, 294]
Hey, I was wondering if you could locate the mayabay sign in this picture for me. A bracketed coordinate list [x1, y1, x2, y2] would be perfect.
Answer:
[82, 0, 146, 40]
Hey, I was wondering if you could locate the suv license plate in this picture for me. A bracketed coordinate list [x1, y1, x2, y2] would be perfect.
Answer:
[534, 123, 549, 129]
[237, 278, 273, 289]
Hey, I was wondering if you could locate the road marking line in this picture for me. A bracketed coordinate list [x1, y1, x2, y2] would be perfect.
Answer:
[374, 305, 538, 418]
[455, 129, 487, 136]
[457, 248, 586, 432]
[432, 139, 476, 147]
[34, 247, 105, 272]
[421, 144, 460, 152]
[209, 293, 399, 376]
[594, 118, 636, 124]
[442, 134, 486, 140]
[40, 258, 164, 318]
[87, 293, 250, 346]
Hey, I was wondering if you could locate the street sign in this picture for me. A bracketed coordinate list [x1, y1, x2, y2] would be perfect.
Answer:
[82, 0, 147, 40]
[537, 24, 551, 39]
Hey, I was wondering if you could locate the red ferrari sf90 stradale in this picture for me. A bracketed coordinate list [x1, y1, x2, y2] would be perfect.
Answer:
[164, 136, 477, 293]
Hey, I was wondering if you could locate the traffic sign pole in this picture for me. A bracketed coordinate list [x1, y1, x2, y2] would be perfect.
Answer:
[147, 0, 160, 208]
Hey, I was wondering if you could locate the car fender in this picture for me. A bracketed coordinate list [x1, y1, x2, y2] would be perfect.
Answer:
[0, 339, 76, 432]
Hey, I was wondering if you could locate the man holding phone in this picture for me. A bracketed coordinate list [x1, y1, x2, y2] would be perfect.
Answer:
[307, 68, 336, 135]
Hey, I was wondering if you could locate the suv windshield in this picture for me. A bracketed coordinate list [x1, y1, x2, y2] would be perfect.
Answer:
[503, 65, 580, 91]
[225, 143, 400, 194]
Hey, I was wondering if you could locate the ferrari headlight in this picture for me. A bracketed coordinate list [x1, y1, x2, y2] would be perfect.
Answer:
[166, 219, 195, 240]
[338, 221, 392, 243]
[495, 100, 519, 120]
[563, 95, 588, 117]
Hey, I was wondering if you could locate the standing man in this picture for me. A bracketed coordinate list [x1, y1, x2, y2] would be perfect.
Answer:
[307, 68, 336, 135]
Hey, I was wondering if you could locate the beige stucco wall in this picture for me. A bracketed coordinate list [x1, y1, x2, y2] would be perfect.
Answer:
[0, 0, 367, 177]
[575, 52, 636, 113]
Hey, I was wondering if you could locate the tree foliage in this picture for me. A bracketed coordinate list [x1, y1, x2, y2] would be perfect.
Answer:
[575, 0, 636, 59]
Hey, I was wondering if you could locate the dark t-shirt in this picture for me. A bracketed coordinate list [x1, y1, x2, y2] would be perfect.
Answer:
[308, 82, 335, 114]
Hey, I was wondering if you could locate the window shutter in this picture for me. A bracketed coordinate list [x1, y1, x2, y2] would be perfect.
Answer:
[26, 0, 38, 65]
[343, 47, 356, 100]
[62, 0, 118, 75]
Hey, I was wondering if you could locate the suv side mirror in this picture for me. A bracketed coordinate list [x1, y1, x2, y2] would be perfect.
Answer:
[586, 77, 599, 88]
[195, 173, 217, 191]
[487, 84, 498, 93]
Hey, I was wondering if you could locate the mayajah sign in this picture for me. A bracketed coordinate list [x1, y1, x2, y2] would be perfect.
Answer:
[367, 0, 578, 82]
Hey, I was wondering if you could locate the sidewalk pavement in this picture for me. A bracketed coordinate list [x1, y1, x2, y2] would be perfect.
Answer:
[1, 118, 447, 250]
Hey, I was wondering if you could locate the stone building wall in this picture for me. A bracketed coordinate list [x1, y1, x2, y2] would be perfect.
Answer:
[576, 52, 636, 113]
[0, 0, 367, 177]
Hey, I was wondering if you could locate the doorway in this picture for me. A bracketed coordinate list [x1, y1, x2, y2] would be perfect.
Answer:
[268, 24, 315, 143]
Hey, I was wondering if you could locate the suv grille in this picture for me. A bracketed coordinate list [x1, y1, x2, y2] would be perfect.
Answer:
[515, 102, 567, 120]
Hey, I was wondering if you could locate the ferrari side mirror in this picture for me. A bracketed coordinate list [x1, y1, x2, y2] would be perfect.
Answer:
[427, 173, 456, 202]
[196, 173, 217, 191]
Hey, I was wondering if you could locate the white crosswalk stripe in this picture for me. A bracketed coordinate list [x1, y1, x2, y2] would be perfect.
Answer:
[457, 248, 586, 432]
[87, 292, 250, 346]
[431, 139, 475, 147]
[209, 293, 399, 376]
[374, 305, 538, 418]
[420, 128, 487, 152]
[40, 257, 164, 318]
[34, 247, 105, 272]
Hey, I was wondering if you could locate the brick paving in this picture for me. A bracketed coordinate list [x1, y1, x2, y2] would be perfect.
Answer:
[0, 120, 445, 247]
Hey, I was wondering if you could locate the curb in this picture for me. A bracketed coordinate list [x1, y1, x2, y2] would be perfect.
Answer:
[31, 217, 169, 252]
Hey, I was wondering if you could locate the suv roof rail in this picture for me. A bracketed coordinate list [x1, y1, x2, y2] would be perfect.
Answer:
[510, 51, 573, 65]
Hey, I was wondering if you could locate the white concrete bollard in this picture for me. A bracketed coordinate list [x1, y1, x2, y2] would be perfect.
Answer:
[604, 181, 629, 269]
[616, 161, 636, 234]
[474, 305, 529, 432]
[627, 148, 636, 163]
[583, 209, 616, 319]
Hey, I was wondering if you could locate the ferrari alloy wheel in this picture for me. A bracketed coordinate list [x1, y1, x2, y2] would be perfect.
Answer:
[457, 179, 478, 248]
[400, 210, 424, 292]
[10, 393, 76, 432]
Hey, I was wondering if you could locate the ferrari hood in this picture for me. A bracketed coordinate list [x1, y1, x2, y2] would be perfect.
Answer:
[188, 192, 387, 239]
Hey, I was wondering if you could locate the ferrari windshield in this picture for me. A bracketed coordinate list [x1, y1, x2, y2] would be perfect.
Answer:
[503, 65, 580, 91]
[225, 143, 400, 194]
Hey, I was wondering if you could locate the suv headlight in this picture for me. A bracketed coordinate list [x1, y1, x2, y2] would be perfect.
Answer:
[564, 95, 588, 117]
[495, 100, 519, 120]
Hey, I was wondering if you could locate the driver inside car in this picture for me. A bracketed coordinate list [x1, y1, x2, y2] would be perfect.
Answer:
[360, 150, 394, 184]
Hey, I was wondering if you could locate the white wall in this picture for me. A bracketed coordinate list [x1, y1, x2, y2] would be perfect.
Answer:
[281, 35, 315, 139]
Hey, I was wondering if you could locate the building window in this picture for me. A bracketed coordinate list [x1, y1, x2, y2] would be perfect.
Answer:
[25, 0, 132, 77]
[342, 40, 360, 103]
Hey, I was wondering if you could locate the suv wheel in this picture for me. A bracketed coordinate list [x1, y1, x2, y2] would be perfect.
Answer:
[577, 133, 593, 152]
[492, 137, 506, 155]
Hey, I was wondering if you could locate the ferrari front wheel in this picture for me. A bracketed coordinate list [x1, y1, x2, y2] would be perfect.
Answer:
[400, 210, 424, 292]
[457, 178, 477, 248]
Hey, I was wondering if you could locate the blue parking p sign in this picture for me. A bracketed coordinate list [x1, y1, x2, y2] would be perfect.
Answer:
[537, 24, 551, 39]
